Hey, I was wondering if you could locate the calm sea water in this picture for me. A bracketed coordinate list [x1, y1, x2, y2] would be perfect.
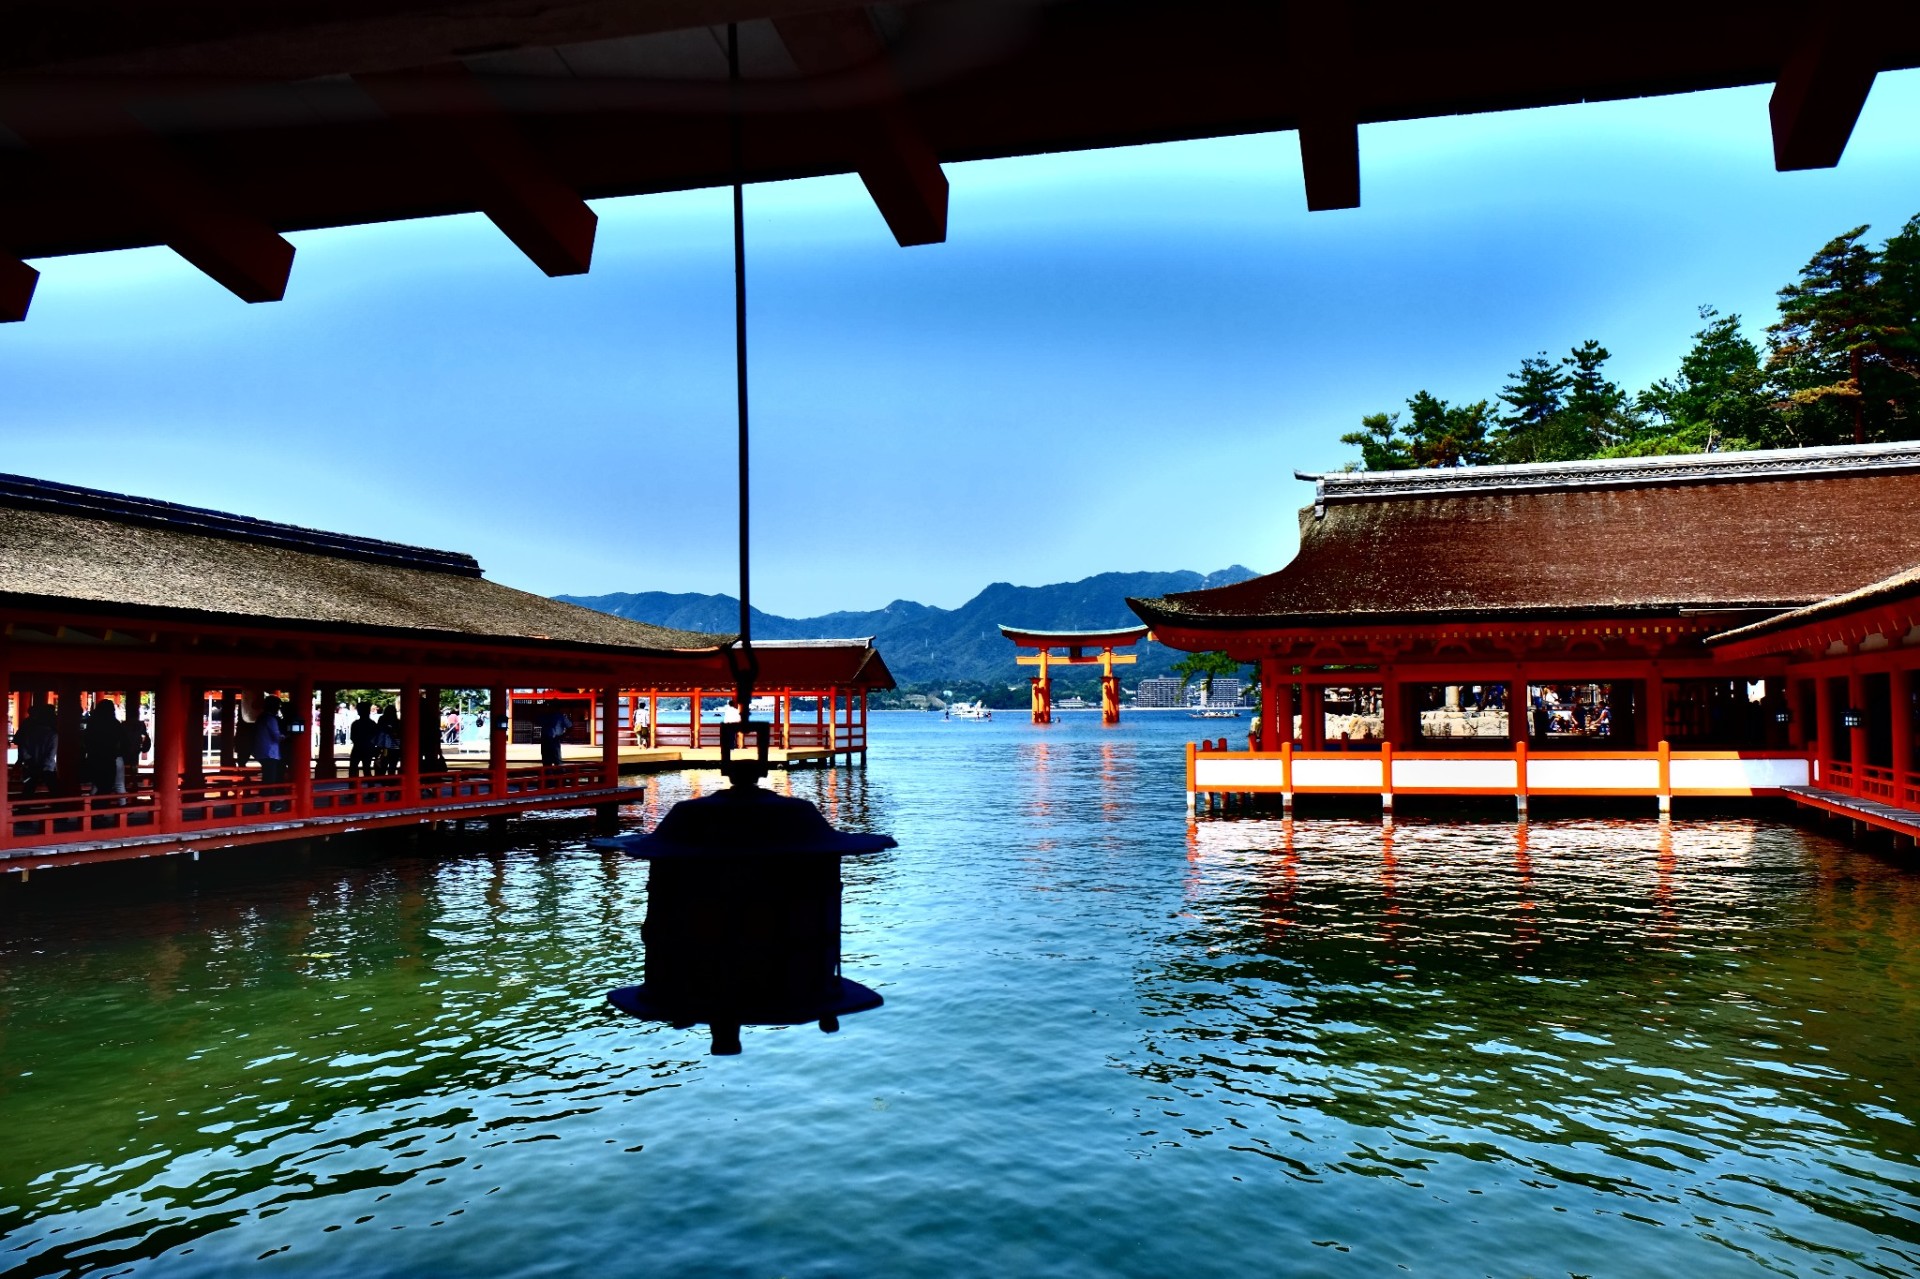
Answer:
[3, 712, 1918, 1278]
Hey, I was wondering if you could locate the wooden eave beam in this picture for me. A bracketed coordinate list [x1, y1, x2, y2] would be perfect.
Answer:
[1, 253, 37, 321]
[356, 63, 596, 276]
[772, 8, 948, 246]
[1289, 1, 1359, 211]
[1770, 12, 1879, 171]
[2, 95, 293, 302]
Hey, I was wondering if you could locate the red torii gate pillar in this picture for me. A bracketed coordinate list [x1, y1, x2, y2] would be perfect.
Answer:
[999, 625, 1149, 726]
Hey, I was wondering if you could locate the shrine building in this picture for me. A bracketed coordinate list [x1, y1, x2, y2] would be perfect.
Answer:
[1, 473, 732, 872]
[1130, 441, 1920, 821]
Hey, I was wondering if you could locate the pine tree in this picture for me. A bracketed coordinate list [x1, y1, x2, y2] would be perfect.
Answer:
[1561, 340, 1635, 453]
[1767, 226, 1884, 445]
[1873, 213, 1920, 436]
[1629, 307, 1774, 453]
[1405, 391, 1495, 467]
[1493, 353, 1571, 462]
[1339, 411, 1414, 470]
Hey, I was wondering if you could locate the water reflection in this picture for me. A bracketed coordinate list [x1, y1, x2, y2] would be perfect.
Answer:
[2, 717, 1918, 1278]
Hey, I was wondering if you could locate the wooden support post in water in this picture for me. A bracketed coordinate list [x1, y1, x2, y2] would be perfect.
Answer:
[1514, 739, 1529, 818]
[1380, 740, 1394, 818]
[1657, 738, 1673, 814]
[1185, 739, 1196, 812]
[1281, 740, 1294, 812]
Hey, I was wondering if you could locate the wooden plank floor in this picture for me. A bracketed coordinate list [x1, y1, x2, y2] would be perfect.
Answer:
[1782, 785, 1920, 840]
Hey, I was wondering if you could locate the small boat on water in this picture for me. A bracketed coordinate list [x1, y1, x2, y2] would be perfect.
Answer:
[945, 701, 992, 721]
[1188, 707, 1243, 719]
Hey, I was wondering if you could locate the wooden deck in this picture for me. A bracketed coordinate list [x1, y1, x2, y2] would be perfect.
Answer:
[1781, 785, 1920, 841]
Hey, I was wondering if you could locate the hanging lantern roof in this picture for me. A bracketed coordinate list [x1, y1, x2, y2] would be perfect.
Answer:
[597, 784, 895, 860]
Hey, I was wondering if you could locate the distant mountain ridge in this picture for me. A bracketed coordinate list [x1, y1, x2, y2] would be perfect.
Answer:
[558, 567, 1260, 687]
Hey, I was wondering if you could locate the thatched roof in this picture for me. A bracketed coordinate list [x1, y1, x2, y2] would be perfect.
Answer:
[0, 474, 725, 654]
[1710, 563, 1920, 649]
[1132, 442, 1920, 632]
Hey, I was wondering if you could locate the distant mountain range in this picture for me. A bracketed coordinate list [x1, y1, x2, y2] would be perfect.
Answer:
[558, 567, 1261, 688]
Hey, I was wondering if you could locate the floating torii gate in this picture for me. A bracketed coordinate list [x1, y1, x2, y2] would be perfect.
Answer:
[998, 625, 1149, 725]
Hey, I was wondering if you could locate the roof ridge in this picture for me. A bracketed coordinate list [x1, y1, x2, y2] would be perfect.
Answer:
[1296, 440, 1920, 512]
[0, 472, 483, 577]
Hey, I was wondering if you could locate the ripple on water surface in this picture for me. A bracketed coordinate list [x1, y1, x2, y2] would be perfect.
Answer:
[2, 713, 1918, 1277]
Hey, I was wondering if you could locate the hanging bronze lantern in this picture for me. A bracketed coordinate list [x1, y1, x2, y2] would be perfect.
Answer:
[595, 723, 893, 1054]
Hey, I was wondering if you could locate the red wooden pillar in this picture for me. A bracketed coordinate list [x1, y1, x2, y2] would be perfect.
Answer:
[1847, 671, 1869, 787]
[182, 683, 206, 784]
[1890, 667, 1914, 798]
[155, 672, 184, 832]
[489, 686, 509, 798]
[1509, 670, 1528, 748]
[0, 655, 10, 841]
[1814, 673, 1835, 782]
[601, 685, 620, 788]
[780, 693, 792, 750]
[401, 680, 422, 800]
[647, 692, 658, 748]
[1643, 672, 1667, 752]
[291, 676, 314, 815]
[55, 678, 83, 792]
[1260, 659, 1285, 749]
[1786, 677, 1810, 749]
[860, 688, 869, 761]
[1307, 684, 1327, 751]
[1380, 671, 1401, 748]
[316, 688, 338, 779]
[689, 688, 701, 749]
[218, 689, 237, 769]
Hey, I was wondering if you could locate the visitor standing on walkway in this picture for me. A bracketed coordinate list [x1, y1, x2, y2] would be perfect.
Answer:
[538, 702, 572, 768]
[255, 695, 286, 784]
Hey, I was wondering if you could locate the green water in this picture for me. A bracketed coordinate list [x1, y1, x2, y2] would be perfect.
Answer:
[3, 714, 1918, 1277]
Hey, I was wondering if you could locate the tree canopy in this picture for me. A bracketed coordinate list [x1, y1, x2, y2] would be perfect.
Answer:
[1339, 212, 1920, 470]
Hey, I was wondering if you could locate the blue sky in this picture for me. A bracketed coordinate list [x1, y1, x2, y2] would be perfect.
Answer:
[3, 73, 1918, 615]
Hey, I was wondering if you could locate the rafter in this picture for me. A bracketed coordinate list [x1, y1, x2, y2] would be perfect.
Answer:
[1, 254, 37, 322]
[1288, 1, 1360, 210]
[1770, 13, 1879, 171]
[772, 8, 948, 246]
[356, 64, 597, 276]
[3, 96, 293, 302]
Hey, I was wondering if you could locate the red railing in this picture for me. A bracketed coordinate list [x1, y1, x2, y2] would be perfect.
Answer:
[5, 761, 615, 851]
[1812, 757, 1920, 811]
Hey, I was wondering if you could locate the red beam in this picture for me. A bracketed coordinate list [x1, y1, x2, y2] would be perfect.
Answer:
[1770, 13, 1879, 170]
[357, 64, 597, 276]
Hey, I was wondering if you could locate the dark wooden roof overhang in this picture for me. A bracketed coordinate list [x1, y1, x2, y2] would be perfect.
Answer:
[4, 2, 1917, 320]
[1132, 444, 1920, 648]
[1709, 565, 1920, 660]
[0, 592, 734, 687]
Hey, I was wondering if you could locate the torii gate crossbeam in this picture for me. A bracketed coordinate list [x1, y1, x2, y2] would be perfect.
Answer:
[998, 625, 1149, 725]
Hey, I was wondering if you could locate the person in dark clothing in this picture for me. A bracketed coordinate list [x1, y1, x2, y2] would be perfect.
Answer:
[348, 702, 377, 777]
[255, 695, 287, 784]
[12, 703, 57, 795]
[374, 707, 403, 775]
[538, 701, 572, 768]
[82, 699, 125, 794]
